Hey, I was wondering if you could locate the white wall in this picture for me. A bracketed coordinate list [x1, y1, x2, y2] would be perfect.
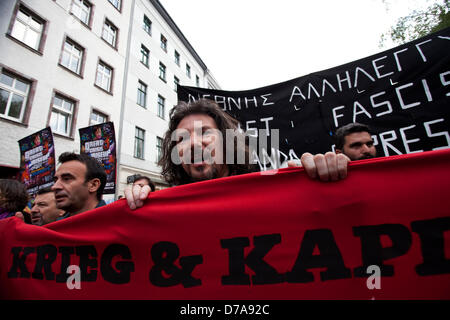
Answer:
[0, 0, 220, 196]
[0, 0, 129, 168]
[117, 0, 219, 194]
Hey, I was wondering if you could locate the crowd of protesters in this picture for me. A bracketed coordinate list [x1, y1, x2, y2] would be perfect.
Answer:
[0, 99, 377, 225]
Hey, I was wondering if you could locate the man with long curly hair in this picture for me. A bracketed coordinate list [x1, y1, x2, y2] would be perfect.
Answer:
[125, 99, 349, 209]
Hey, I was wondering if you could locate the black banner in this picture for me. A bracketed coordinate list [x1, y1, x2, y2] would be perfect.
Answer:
[79, 122, 117, 194]
[178, 28, 450, 169]
[18, 127, 56, 195]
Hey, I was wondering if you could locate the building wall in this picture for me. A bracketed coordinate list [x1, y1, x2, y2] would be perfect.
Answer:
[116, 0, 219, 195]
[0, 0, 129, 166]
[0, 0, 220, 198]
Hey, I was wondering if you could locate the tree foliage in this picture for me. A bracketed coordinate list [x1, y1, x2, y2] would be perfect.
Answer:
[381, 0, 450, 46]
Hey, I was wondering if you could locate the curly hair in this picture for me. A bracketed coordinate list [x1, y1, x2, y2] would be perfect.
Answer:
[0, 179, 29, 212]
[158, 99, 255, 185]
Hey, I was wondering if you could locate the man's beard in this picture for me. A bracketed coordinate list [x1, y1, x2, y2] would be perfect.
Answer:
[189, 165, 220, 182]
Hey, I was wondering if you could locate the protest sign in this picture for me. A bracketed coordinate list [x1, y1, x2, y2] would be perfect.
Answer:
[79, 122, 116, 194]
[18, 127, 55, 195]
[179, 28, 450, 169]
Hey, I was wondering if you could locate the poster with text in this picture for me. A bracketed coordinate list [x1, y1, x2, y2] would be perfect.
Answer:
[79, 122, 116, 194]
[18, 127, 56, 195]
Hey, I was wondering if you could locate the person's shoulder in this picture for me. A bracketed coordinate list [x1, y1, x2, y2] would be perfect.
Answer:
[56, 212, 70, 221]
[0, 211, 15, 220]
[96, 200, 107, 208]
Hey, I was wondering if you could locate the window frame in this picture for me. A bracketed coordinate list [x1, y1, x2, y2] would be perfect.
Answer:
[49, 95, 74, 137]
[156, 136, 163, 163]
[186, 63, 191, 78]
[159, 62, 166, 82]
[70, 0, 93, 28]
[89, 108, 109, 126]
[47, 90, 78, 139]
[134, 126, 145, 160]
[102, 18, 118, 49]
[137, 80, 147, 108]
[140, 44, 149, 67]
[157, 94, 165, 119]
[59, 36, 85, 77]
[143, 15, 152, 35]
[174, 50, 180, 66]
[174, 76, 179, 92]
[0, 65, 35, 126]
[95, 60, 113, 94]
[0, 70, 30, 123]
[108, 0, 121, 11]
[160, 34, 167, 52]
[7, 3, 47, 54]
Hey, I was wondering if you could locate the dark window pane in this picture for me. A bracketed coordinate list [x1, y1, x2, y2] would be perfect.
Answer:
[0, 88, 9, 114]
[8, 94, 24, 119]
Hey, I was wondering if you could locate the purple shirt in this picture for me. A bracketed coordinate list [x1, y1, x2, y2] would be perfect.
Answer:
[0, 208, 14, 220]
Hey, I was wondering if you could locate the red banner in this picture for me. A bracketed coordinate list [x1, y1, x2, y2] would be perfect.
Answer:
[1, 150, 449, 299]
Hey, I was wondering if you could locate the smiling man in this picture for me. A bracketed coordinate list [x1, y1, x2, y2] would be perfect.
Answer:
[334, 123, 377, 161]
[125, 99, 350, 209]
[52, 152, 107, 220]
[175, 113, 229, 181]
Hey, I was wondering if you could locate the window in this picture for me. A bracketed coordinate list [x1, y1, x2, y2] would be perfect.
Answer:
[137, 81, 147, 107]
[10, 7, 44, 51]
[108, 0, 121, 10]
[95, 61, 113, 92]
[102, 20, 117, 48]
[140, 45, 149, 67]
[160, 34, 167, 52]
[174, 50, 180, 66]
[156, 136, 163, 162]
[186, 63, 191, 78]
[134, 127, 145, 159]
[159, 62, 166, 82]
[196, 75, 200, 87]
[143, 15, 152, 35]
[157, 95, 165, 119]
[174, 76, 179, 92]
[90, 110, 108, 125]
[0, 71, 30, 122]
[60, 38, 84, 75]
[71, 0, 91, 26]
[49, 94, 74, 136]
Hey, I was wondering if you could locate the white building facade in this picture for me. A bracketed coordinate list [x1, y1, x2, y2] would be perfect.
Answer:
[0, 0, 219, 197]
[117, 0, 220, 194]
